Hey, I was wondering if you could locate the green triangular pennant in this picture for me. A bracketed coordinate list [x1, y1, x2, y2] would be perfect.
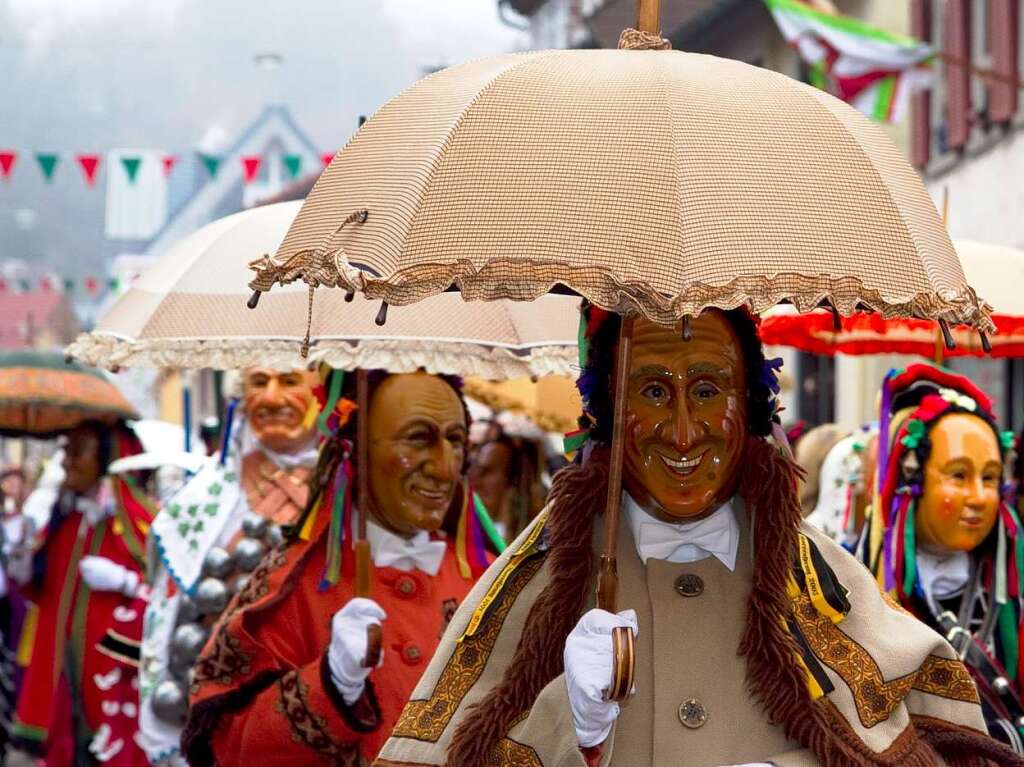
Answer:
[35, 153, 59, 182]
[63, 278, 75, 292]
[200, 153, 220, 179]
[282, 154, 302, 180]
[120, 156, 142, 184]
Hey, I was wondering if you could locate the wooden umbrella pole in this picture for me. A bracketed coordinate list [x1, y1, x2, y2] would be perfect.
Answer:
[635, 0, 661, 35]
[355, 369, 382, 667]
[599, 315, 636, 702]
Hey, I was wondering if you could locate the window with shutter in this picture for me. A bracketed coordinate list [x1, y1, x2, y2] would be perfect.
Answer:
[911, 0, 933, 167]
[944, 0, 973, 151]
[988, 0, 1019, 124]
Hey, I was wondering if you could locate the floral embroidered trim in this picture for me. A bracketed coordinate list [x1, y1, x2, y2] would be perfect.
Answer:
[391, 554, 546, 742]
[792, 591, 978, 728]
[274, 670, 362, 766]
[489, 737, 541, 766]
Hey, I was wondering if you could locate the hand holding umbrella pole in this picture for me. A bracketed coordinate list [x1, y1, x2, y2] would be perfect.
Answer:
[356, 369, 383, 668]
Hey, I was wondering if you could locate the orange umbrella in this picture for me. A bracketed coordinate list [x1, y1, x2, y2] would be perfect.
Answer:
[0, 351, 138, 438]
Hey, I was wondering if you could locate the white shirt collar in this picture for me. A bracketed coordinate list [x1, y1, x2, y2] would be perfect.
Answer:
[916, 547, 970, 601]
[625, 493, 739, 571]
[365, 518, 447, 576]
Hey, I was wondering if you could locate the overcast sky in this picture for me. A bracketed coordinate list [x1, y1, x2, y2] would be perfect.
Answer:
[0, 0, 525, 278]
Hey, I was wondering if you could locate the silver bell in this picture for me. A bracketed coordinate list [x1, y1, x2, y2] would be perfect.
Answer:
[232, 574, 251, 595]
[171, 622, 208, 664]
[202, 546, 235, 579]
[994, 676, 1011, 695]
[265, 523, 284, 547]
[241, 512, 269, 540]
[233, 537, 267, 572]
[194, 577, 230, 614]
[177, 596, 201, 624]
[151, 678, 189, 726]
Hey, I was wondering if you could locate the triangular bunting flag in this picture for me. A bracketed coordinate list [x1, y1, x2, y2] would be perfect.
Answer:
[76, 154, 101, 186]
[63, 278, 75, 292]
[283, 154, 302, 180]
[162, 154, 178, 177]
[0, 151, 16, 181]
[321, 152, 335, 169]
[241, 155, 262, 184]
[35, 153, 59, 182]
[121, 156, 142, 184]
[200, 153, 221, 179]
[84, 277, 99, 294]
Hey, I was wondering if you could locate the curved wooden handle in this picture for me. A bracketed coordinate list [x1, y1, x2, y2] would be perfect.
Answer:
[363, 623, 383, 669]
[605, 626, 636, 702]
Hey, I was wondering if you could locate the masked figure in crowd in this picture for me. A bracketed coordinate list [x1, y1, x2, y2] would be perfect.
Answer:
[138, 367, 320, 766]
[469, 431, 546, 540]
[794, 423, 848, 517]
[376, 307, 1020, 767]
[12, 421, 154, 766]
[182, 370, 494, 766]
[806, 425, 876, 549]
[861, 364, 1024, 752]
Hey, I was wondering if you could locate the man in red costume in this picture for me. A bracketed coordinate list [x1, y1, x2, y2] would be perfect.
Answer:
[12, 421, 154, 766]
[183, 370, 492, 766]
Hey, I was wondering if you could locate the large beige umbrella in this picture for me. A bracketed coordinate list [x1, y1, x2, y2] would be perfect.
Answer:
[68, 202, 581, 379]
[760, 240, 1024, 357]
[245, 2, 992, 700]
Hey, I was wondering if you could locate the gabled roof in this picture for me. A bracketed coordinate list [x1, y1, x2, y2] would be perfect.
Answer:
[0, 292, 68, 350]
[144, 105, 320, 257]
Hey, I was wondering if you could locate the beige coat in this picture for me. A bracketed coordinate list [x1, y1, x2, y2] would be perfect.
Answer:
[376, 501, 988, 766]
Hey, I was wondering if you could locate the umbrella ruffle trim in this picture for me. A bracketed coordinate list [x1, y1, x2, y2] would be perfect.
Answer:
[65, 334, 578, 380]
[318, 258, 996, 334]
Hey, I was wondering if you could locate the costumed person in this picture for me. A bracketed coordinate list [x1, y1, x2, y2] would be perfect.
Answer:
[376, 307, 1022, 767]
[11, 421, 154, 766]
[469, 430, 546, 540]
[805, 425, 876, 549]
[0, 466, 30, 763]
[861, 364, 1024, 752]
[138, 366, 320, 766]
[182, 370, 499, 766]
[794, 423, 848, 516]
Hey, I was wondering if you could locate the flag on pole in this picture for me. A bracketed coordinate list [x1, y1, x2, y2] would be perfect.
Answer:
[765, 0, 934, 123]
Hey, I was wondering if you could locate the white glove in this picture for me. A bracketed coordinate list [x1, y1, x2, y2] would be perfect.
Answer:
[79, 556, 140, 597]
[564, 608, 638, 748]
[327, 597, 386, 705]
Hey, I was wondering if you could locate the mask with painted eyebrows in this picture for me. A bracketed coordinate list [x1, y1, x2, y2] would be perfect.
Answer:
[621, 311, 747, 522]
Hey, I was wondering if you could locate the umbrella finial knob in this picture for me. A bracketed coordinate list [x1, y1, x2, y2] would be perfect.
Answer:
[938, 319, 957, 351]
[375, 301, 390, 327]
[979, 330, 992, 354]
[680, 315, 692, 342]
[344, 290, 355, 302]
[247, 290, 262, 310]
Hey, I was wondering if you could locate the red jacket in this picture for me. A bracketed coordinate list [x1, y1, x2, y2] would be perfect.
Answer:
[185, 508, 479, 766]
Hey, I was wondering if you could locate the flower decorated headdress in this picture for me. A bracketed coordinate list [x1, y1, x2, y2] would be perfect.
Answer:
[872, 363, 1024, 683]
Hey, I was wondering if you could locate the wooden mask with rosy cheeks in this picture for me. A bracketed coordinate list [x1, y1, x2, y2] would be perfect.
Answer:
[242, 367, 319, 454]
[622, 311, 748, 522]
[366, 373, 468, 536]
[916, 413, 1002, 553]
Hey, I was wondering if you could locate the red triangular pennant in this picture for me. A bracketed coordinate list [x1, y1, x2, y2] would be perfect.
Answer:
[162, 154, 178, 177]
[0, 151, 16, 181]
[76, 154, 101, 186]
[241, 155, 262, 184]
[321, 152, 335, 168]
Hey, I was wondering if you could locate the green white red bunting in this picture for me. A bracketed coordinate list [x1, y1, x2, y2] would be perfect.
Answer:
[764, 0, 934, 124]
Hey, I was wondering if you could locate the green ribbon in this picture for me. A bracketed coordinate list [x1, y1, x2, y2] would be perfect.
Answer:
[902, 498, 917, 597]
[317, 370, 345, 437]
[473, 492, 506, 554]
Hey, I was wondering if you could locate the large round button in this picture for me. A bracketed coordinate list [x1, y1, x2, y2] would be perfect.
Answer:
[679, 698, 708, 729]
[401, 643, 423, 665]
[674, 573, 704, 598]
[394, 575, 418, 598]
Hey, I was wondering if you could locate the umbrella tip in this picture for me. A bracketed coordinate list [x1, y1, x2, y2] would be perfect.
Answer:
[980, 330, 992, 354]
[938, 319, 957, 351]
[247, 290, 262, 310]
[680, 315, 692, 342]
[344, 290, 355, 302]
[374, 301, 389, 327]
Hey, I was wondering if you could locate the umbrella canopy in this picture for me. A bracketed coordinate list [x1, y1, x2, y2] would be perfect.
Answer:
[250, 45, 989, 333]
[0, 351, 139, 438]
[67, 201, 582, 379]
[759, 241, 1024, 357]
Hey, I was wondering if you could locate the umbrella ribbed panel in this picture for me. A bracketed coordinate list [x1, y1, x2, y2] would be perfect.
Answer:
[261, 49, 989, 331]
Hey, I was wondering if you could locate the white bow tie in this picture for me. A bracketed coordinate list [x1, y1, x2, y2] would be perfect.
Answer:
[627, 496, 739, 571]
[367, 522, 446, 576]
